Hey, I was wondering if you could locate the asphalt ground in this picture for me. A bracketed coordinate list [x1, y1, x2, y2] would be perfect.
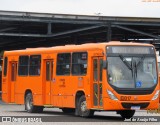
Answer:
[0, 100, 160, 125]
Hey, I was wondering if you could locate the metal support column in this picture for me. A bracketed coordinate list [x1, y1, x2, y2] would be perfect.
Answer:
[47, 22, 52, 35]
[107, 23, 112, 42]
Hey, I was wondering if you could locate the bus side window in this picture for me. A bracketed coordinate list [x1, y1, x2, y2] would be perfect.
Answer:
[29, 55, 41, 76]
[18, 56, 29, 76]
[56, 53, 71, 75]
[72, 52, 87, 75]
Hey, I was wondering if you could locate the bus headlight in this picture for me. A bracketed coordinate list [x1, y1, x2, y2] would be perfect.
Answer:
[152, 90, 160, 100]
[107, 90, 118, 100]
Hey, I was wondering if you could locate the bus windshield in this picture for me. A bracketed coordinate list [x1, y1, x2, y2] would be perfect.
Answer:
[107, 46, 157, 89]
[158, 62, 160, 72]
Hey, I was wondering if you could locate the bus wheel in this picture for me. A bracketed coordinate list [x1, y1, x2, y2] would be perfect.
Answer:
[78, 95, 94, 117]
[62, 108, 75, 113]
[25, 93, 43, 113]
[118, 110, 135, 119]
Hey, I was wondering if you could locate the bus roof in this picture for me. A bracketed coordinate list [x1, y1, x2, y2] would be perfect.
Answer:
[4, 41, 154, 56]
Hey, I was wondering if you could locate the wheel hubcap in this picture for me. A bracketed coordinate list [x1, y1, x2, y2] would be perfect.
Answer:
[81, 101, 87, 112]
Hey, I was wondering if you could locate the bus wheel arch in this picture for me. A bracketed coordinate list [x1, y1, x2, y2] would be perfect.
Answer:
[75, 91, 85, 116]
[75, 91, 94, 117]
[24, 89, 43, 113]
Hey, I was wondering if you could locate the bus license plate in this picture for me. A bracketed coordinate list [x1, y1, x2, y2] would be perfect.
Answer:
[131, 106, 140, 110]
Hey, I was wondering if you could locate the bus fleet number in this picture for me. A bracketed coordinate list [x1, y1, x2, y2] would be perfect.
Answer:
[120, 96, 131, 101]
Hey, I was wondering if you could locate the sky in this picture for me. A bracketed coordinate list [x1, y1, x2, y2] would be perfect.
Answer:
[0, 0, 160, 17]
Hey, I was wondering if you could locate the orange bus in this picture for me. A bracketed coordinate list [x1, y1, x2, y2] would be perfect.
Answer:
[2, 42, 159, 119]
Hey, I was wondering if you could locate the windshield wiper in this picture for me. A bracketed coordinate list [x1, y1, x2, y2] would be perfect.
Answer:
[119, 55, 132, 70]
[134, 55, 145, 78]
[136, 55, 145, 68]
[134, 61, 137, 78]
[119, 55, 135, 78]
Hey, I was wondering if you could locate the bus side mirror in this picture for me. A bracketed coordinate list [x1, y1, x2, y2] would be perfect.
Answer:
[103, 60, 108, 69]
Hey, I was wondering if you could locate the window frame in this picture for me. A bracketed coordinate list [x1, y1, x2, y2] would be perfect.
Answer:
[72, 52, 88, 76]
[18, 55, 29, 76]
[29, 55, 41, 76]
[56, 53, 71, 76]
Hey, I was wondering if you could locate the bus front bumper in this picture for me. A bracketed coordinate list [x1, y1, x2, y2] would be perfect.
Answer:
[103, 97, 159, 110]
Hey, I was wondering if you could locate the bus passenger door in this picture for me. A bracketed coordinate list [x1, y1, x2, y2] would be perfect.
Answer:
[44, 60, 53, 105]
[92, 57, 103, 109]
[10, 61, 17, 103]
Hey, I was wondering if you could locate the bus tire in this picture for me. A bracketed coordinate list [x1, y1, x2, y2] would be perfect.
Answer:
[78, 95, 94, 117]
[119, 110, 135, 119]
[25, 93, 43, 113]
[62, 108, 75, 113]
